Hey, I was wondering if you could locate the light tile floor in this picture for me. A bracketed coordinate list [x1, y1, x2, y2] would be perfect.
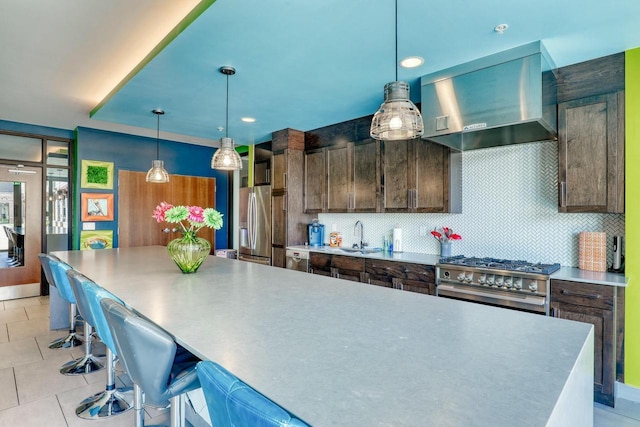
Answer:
[1, 296, 639, 426]
[0, 296, 173, 427]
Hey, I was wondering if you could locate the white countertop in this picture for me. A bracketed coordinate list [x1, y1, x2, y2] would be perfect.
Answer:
[290, 245, 629, 287]
[54, 246, 594, 426]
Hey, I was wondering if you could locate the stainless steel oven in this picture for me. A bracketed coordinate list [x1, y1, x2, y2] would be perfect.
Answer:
[285, 249, 309, 273]
[435, 256, 561, 315]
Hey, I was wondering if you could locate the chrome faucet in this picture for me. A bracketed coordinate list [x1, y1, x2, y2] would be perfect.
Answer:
[353, 220, 367, 249]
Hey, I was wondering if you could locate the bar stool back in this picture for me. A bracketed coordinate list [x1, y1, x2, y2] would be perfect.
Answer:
[66, 269, 132, 419]
[101, 297, 201, 427]
[38, 254, 83, 349]
[195, 361, 310, 427]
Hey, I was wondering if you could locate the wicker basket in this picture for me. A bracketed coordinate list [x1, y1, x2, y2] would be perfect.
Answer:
[579, 232, 607, 272]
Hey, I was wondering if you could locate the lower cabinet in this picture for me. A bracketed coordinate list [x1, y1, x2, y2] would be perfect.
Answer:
[309, 253, 365, 282]
[309, 253, 436, 295]
[365, 259, 435, 295]
[550, 279, 619, 407]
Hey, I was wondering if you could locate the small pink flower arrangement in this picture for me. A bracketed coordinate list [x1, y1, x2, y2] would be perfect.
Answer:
[153, 202, 223, 237]
[431, 227, 462, 243]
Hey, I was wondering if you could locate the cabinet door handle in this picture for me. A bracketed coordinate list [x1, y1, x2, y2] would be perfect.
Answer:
[407, 189, 412, 209]
[560, 181, 567, 207]
[413, 189, 418, 208]
[560, 289, 601, 299]
[283, 172, 287, 189]
[282, 194, 287, 211]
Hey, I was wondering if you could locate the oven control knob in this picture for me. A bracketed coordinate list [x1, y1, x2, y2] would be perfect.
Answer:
[513, 278, 522, 290]
[457, 273, 466, 282]
[495, 276, 504, 287]
[478, 274, 487, 285]
[465, 274, 473, 283]
[486, 275, 495, 285]
[504, 277, 513, 288]
[528, 281, 538, 292]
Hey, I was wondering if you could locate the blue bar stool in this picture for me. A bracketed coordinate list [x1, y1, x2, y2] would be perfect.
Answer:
[66, 269, 133, 419]
[195, 361, 310, 427]
[48, 259, 105, 377]
[101, 297, 201, 427]
[38, 254, 83, 349]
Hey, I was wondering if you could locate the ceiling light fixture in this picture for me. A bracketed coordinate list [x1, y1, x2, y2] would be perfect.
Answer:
[7, 165, 36, 175]
[400, 56, 424, 68]
[370, 0, 423, 141]
[146, 109, 170, 183]
[211, 66, 243, 171]
[494, 24, 508, 34]
[241, 117, 256, 123]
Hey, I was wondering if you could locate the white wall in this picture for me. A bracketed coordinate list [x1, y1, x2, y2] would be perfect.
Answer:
[318, 140, 624, 267]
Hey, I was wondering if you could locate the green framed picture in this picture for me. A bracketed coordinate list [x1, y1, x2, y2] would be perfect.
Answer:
[81, 160, 114, 189]
[80, 230, 113, 250]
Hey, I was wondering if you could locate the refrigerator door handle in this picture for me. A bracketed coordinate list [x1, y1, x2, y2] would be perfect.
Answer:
[250, 192, 257, 249]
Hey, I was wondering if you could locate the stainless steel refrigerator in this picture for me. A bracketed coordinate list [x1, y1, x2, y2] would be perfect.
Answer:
[238, 186, 271, 265]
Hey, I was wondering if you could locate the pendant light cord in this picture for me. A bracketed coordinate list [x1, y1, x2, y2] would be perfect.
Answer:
[225, 73, 229, 138]
[156, 112, 160, 160]
[395, 0, 398, 82]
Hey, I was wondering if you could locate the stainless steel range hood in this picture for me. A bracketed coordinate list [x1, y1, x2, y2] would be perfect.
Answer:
[420, 41, 557, 151]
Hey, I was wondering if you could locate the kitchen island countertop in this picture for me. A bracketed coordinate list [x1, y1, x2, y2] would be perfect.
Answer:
[55, 246, 594, 427]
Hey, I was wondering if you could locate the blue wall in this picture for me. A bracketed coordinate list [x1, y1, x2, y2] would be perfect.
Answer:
[74, 127, 230, 249]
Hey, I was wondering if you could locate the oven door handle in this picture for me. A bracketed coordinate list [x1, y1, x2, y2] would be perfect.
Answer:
[436, 283, 546, 306]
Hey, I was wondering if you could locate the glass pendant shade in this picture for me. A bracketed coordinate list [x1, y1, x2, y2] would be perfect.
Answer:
[370, 81, 424, 141]
[211, 137, 243, 170]
[146, 159, 170, 183]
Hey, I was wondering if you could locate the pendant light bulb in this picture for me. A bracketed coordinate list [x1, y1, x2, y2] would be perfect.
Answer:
[370, 0, 424, 141]
[146, 109, 170, 183]
[211, 66, 243, 171]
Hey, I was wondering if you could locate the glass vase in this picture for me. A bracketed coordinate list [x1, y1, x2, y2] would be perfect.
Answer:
[440, 242, 452, 258]
[167, 233, 211, 274]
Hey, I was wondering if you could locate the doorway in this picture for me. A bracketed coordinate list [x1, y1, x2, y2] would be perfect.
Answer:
[0, 166, 42, 298]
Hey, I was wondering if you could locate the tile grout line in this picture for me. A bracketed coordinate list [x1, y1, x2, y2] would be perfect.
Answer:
[11, 366, 19, 407]
[54, 394, 70, 427]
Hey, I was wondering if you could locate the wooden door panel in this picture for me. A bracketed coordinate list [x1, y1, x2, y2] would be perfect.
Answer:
[353, 140, 379, 212]
[118, 172, 215, 251]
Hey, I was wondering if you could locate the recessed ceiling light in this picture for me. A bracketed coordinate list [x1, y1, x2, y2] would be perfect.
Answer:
[241, 117, 256, 123]
[494, 24, 508, 34]
[400, 56, 424, 68]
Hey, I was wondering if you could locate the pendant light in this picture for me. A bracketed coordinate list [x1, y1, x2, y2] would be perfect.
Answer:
[146, 109, 170, 183]
[370, 0, 424, 141]
[211, 66, 243, 171]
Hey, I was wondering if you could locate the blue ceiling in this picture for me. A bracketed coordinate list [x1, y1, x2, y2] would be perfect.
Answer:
[91, 0, 640, 146]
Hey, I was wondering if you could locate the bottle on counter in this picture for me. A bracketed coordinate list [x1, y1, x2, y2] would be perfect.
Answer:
[329, 224, 342, 247]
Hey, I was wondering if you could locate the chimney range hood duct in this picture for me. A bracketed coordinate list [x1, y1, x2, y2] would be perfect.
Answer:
[420, 41, 557, 151]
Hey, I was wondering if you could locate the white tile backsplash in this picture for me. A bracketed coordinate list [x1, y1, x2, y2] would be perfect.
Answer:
[318, 140, 624, 267]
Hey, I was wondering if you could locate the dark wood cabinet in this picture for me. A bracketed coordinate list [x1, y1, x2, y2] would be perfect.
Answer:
[550, 279, 620, 406]
[382, 139, 455, 213]
[309, 252, 365, 282]
[352, 140, 380, 212]
[365, 259, 435, 295]
[303, 149, 326, 213]
[271, 129, 312, 268]
[304, 140, 380, 213]
[558, 91, 624, 213]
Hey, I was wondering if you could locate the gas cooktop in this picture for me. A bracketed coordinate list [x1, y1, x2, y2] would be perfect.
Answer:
[438, 255, 561, 275]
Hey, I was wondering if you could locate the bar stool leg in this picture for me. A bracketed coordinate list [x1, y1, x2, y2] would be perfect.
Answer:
[169, 394, 187, 427]
[134, 384, 145, 427]
[75, 347, 133, 419]
[59, 320, 103, 375]
[48, 303, 83, 349]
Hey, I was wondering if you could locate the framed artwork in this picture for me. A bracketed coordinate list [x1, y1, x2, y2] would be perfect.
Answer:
[80, 230, 113, 250]
[81, 193, 114, 221]
[81, 160, 114, 189]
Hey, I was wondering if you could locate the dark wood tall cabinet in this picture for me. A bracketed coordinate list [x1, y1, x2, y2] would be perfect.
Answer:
[271, 129, 312, 268]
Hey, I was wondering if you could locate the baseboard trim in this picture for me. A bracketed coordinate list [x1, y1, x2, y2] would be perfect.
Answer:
[616, 381, 640, 404]
[0, 283, 40, 301]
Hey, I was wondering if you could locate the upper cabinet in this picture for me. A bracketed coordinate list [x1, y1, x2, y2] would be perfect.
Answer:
[558, 92, 624, 213]
[382, 139, 457, 213]
[556, 52, 625, 214]
[305, 140, 380, 213]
